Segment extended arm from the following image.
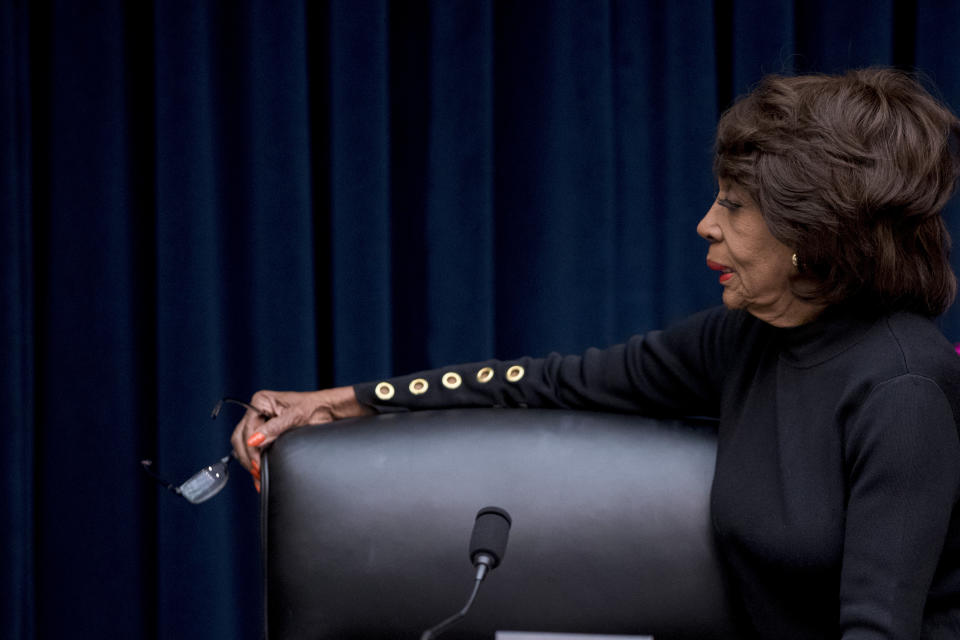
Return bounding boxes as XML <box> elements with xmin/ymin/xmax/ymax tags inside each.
<box><xmin>354</xmin><ymin>306</ymin><xmax>737</xmax><ymax>416</ymax></box>
<box><xmin>232</xmin><ymin>306</ymin><xmax>740</xmax><ymax>477</ymax></box>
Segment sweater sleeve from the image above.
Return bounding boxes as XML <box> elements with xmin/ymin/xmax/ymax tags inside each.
<box><xmin>354</xmin><ymin>306</ymin><xmax>741</xmax><ymax>418</ymax></box>
<box><xmin>839</xmin><ymin>375</ymin><xmax>960</xmax><ymax>639</ymax></box>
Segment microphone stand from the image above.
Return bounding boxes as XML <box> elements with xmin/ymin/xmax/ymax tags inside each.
<box><xmin>419</xmin><ymin>553</ymin><xmax>494</xmax><ymax>640</ymax></box>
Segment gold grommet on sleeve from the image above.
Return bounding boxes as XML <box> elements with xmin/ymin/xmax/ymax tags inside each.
<box><xmin>442</xmin><ymin>372</ymin><xmax>462</xmax><ymax>389</ymax></box>
<box><xmin>375</xmin><ymin>382</ymin><xmax>395</xmax><ymax>401</ymax></box>
<box><xmin>409</xmin><ymin>378</ymin><xmax>429</xmax><ymax>395</ymax></box>
<box><xmin>476</xmin><ymin>367</ymin><xmax>494</xmax><ymax>383</ymax></box>
<box><xmin>506</xmin><ymin>365</ymin><xmax>525</xmax><ymax>383</ymax></box>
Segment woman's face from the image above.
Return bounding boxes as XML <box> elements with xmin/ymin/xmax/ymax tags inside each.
<box><xmin>696</xmin><ymin>181</ymin><xmax>819</xmax><ymax>327</ymax></box>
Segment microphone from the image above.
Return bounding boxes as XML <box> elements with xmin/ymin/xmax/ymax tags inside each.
<box><xmin>420</xmin><ymin>506</ymin><xmax>513</xmax><ymax>640</ymax></box>
<box><xmin>469</xmin><ymin>506</ymin><xmax>512</xmax><ymax>580</ymax></box>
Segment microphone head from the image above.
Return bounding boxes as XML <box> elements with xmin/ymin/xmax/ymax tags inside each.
<box><xmin>469</xmin><ymin>506</ymin><xmax>512</xmax><ymax>568</ymax></box>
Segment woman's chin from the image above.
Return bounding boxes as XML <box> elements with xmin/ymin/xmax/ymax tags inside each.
<box><xmin>720</xmin><ymin>289</ymin><xmax>746</xmax><ymax>310</ymax></box>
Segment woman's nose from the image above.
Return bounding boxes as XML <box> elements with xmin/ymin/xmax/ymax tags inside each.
<box><xmin>697</xmin><ymin>204</ymin><xmax>721</xmax><ymax>242</ymax></box>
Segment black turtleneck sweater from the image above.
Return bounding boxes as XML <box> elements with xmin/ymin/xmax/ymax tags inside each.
<box><xmin>355</xmin><ymin>305</ymin><xmax>960</xmax><ymax>639</ymax></box>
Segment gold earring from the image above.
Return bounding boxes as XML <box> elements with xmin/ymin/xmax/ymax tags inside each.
<box><xmin>792</xmin><ymin>253</ymin><xmax>802</xmax><ymax>272</ymax></box>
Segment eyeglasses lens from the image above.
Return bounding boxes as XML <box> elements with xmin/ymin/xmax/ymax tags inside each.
<box><xmin>180</xmin><ymin>458</ymin><xmax>230</xmax><ymax>504</ymax></box>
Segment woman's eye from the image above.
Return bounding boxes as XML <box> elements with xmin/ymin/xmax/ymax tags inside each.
<box><xmin>717</xmin><ymin>198</ymin><xmax>742</xmax><ymax>210</ymax></box>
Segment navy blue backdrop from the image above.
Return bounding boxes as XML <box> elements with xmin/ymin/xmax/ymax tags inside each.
<box><xmin>5</xmin><ymin>1</ymin><xmax>960</xmax><ymax>638</ymax></box>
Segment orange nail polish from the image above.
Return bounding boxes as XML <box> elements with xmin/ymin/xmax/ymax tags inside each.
<box><xmin>247</xmin><ymin>432</ymin><xmax>266</xmax><ymax>447</ymax></box>
<box><xmin>254</xmin><ymin>479</ymin><xmax>261</xmax><ymax>493</ymax></box>
<box><xmin>251</xmin><ymin>459</ymin><xmax>260</xmax><ymax>472</ymax></box>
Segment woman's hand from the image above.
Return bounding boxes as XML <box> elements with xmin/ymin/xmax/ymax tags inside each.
<box><xmin>230</xmin><ymin>387</ymin><xmax>374</xmax><ymax>489</ymax></box>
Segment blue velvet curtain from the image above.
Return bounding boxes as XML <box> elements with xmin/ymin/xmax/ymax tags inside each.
<box><xmin>5</xmin><ymin>1</ymin><xmax>960</xmax><ymax>638</ymax></box>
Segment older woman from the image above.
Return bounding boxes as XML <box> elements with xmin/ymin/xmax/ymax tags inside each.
<box><xmin>232</xmin><ymin>68</ymin><xmax>960</xmax><ymax>639</ymax></box>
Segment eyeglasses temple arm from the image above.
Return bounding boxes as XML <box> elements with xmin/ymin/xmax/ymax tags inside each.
<box><xmin>211</xmin><ymin>397</ymin><xmax>273</xmax><ymax>420</ymax></box>
<box><xmin>140</xmin><ymin>460</ymin><xmax>182</xmax><ymax>495</ymax></box>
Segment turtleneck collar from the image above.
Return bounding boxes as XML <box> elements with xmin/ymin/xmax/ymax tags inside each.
<box><xmin>773</xmin><ymin>303</ymin><xmax>881</xmax><ymax>367</ymax></box>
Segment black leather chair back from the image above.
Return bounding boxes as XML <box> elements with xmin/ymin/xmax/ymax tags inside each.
<box><xmin>262</xmin><ymin>409</ymin><xmax>740</xmax><ymax>639</ymax></box>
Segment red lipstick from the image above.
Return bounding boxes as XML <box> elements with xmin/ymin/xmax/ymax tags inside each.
<box><xmin>706</xmin><ymin>259</ymin><xmax>735</xmax><ymax>284</ymax></box>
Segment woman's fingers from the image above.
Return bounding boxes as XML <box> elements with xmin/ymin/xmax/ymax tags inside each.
<box><xmin>231</xmin><ymin>388</ymin><xmax>360</xmax><ymax>491</ymax></box>
<box><xmin>246</xmin><ymin>399</ymin><xmax>327</xmax><ymax>450</ymax></box>
<box><xmin>231</xmin><ymin>390</ymin><xmax>314</xmax><ymax>470</ymax></box>
<box><xmin>248</xmin><ymin>412</ymin><xmax>296</xmax><ymax>449</ymax></box>
<box><xmin>231</xmin><ymin>398</ymin><xmax>273</xmax><ymax>472</ymax></box>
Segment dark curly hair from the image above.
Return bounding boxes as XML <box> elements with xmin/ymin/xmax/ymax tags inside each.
<box><xmin>714</xmin><ymin>67</ymin><xmax>960</xmax><ymax>316</ymax></box>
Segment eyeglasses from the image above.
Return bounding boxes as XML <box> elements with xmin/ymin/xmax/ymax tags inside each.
<box><xmin>141</xmin><ymin>397</ymin><xmax>270</xmax><ymax>504</ymax></box>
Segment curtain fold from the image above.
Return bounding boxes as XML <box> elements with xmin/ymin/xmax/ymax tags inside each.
<box><xmin>1</xmin><ymin>1</ymin><xmax>35</xmax><ymax>638</ymax></box>
<box><xmin>6</xmin><ymin>1</ymin><xmax>960</xmax><ymax>638</ymax></box>
<box><xmin>425</xmin><ymin>1</ymin><xmax>496</xmax><ymax>366</ymax></box>
<box><xmin>329</xmin><ymin>0</ymin><xmax>393</xmax><ymax>384</ymax></box>
<box><xmin>491</xmin><ymin>1</ymin><xmax>621</xmax><ymax>357</ymax></box>
<box><xmin>27</xmin><ymin>1</ymin><xmax>156</xmax><ymax>638</ymax></box>
<box><xmin>153</xmin><ymin>2</ymin><xmax>317</xmax><ymax>637</ymax></box>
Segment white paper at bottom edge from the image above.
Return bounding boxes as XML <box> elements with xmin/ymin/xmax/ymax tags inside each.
<box><xmin>496</xmin><ymin>633</ymin><xmax>653</xmax><ymax>640</ymax></box>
